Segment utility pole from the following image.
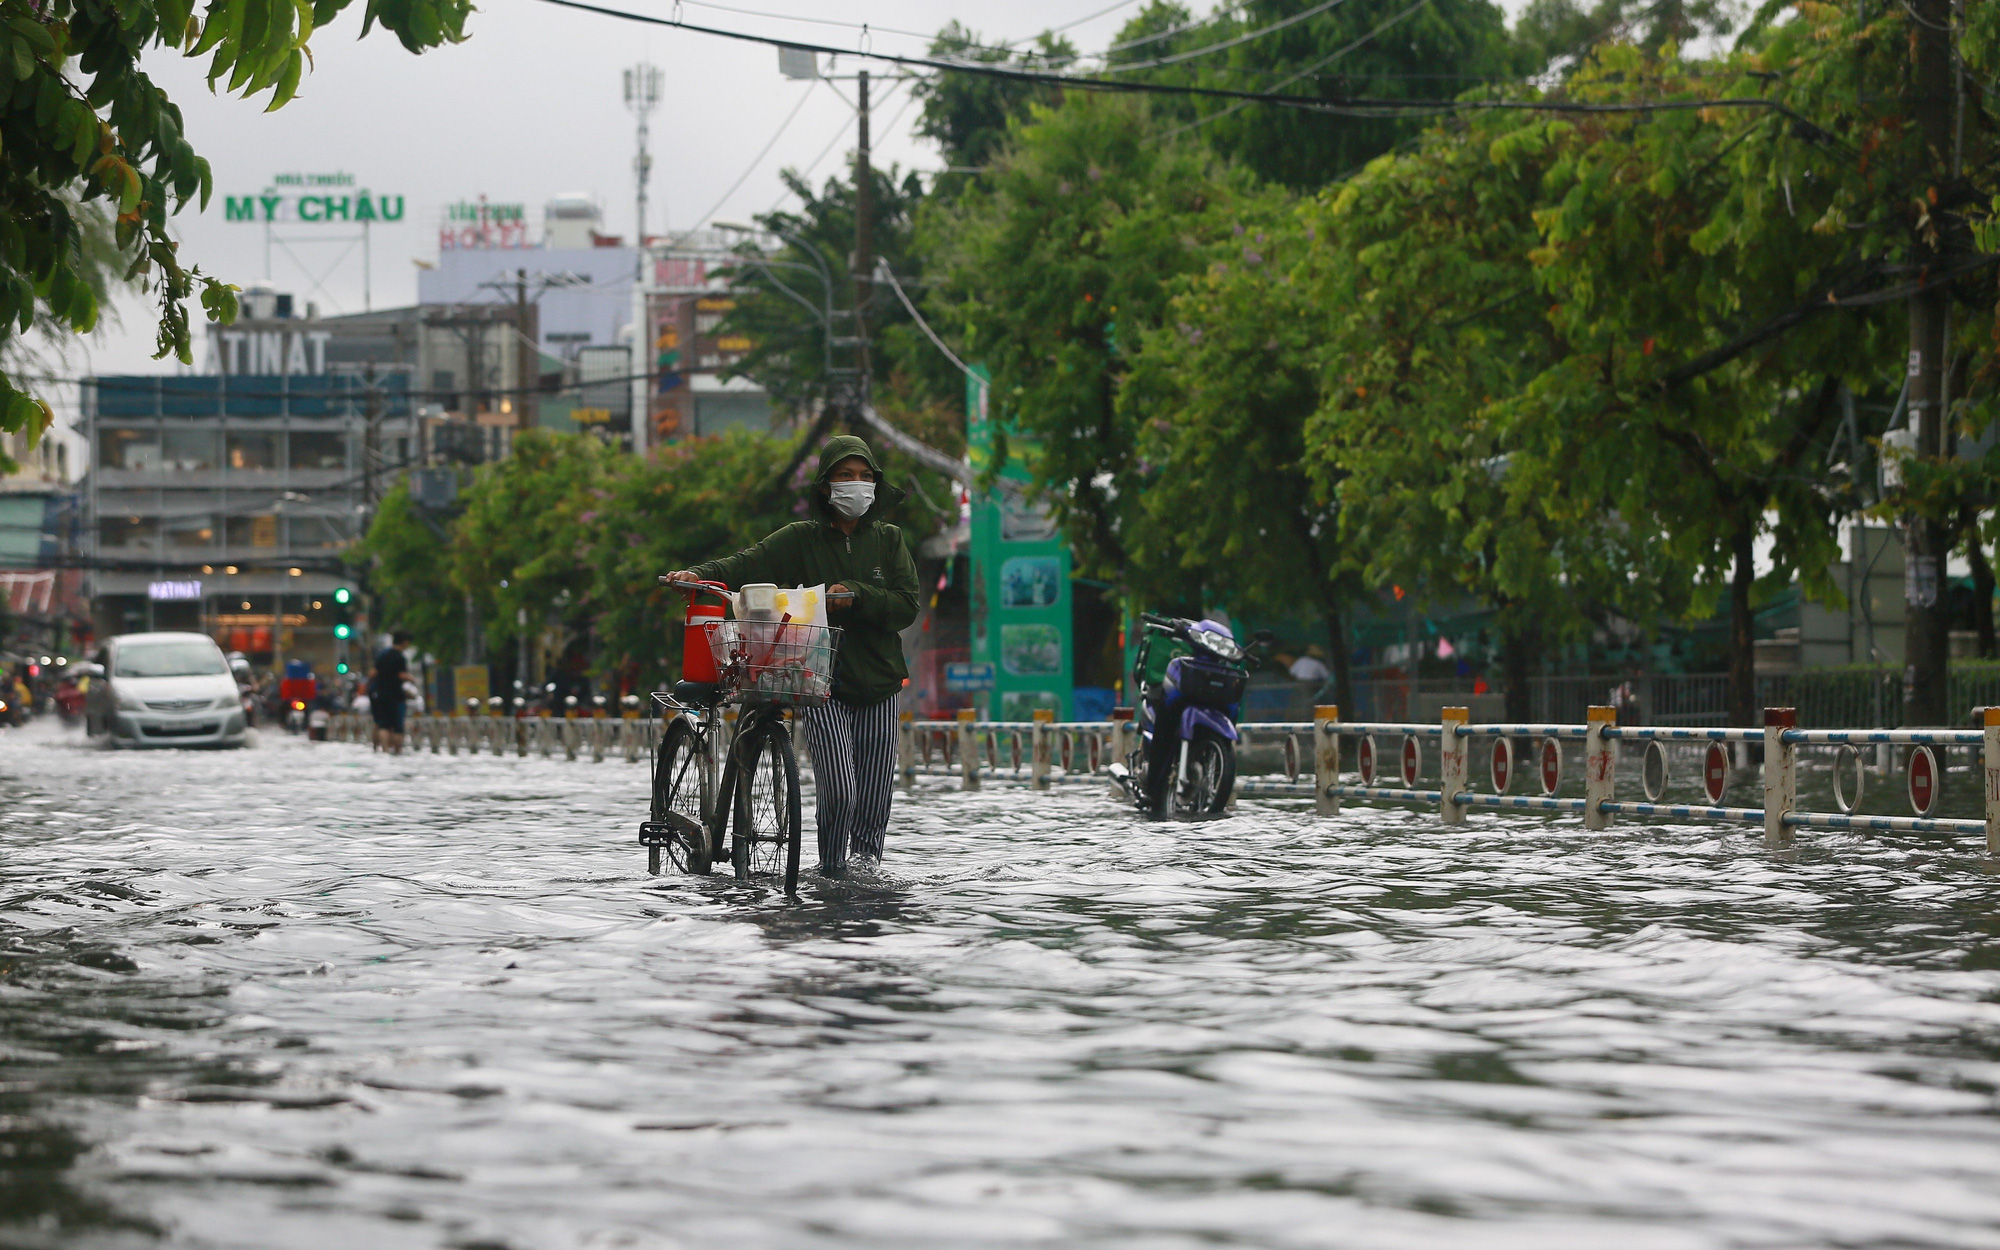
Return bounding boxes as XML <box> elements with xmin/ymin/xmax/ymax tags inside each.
<box><xmin>852</xmin><ymin>67</ymin><xmax>874</xmax><ymax>412</ymax></box>
<box><xmin>514</xmin><ymin>267</ymin><xmax>534</xmax><ymax>431</ymax></box>
<box><xmin>624</xmin><ymin>64</ymin><xmax>661</xmax><ymax>286</ymax></box>
<box><xmin>1902</xmin><ymin>0</ymin><xmax>1955</xmax><ymax>726</ymax></box>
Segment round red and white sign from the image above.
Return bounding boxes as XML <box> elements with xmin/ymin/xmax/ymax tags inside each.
<box><xmin>1401</xmin><ymin>735</ymin><xmax>1421</xmax><ymax>788</ymax></box>
<box><xmin>1702</xmin><ymin>741</ymin><xmax>1729</xmax><ymax>805</ymax></box>
<box><xmin>1358</xmin><ymin>736</ymin><xmax>1377</xmax><ymax>787</ymax></box>
<box><xmin>1491</xmin><ymin>737</ymin><xmax>1513</xmax><ymax>794</ymax></box>
<box><xmin>1539</xmin><ymin>736</ymin><xmax>1562</xmax><ymax>796</ymax></box>
<box><xmin>1909</xmin><ymin>744</ymin><xmax>1940</xmax><ymax>817</ymax></box>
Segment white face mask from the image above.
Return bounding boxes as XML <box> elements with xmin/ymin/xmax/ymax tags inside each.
<box><xmin>828</xmin><ymin>481</ymin><xmax>875</xmax><ymax>519</ymax></box>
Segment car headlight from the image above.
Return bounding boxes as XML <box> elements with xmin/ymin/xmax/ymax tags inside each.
<box><xmin>116</xmin><ymin>688</ymin><xmax>147</xmax><ymax>711</ymax></box>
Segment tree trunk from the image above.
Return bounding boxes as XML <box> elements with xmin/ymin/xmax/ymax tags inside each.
<box><xmin>1500</xmin><ymin>615</ymin><xmax>1540</xmax><ymax>722</ymax></box>
<box><xmin>1972</xmin><ymin>524</ymin><xmax>1997</xmax><ymax>660</ymax></box>
<box><xmin>1324</xmin><ymin>607</ymin><xmax>1354</xmax><ymax>717</ymax></box>
<box><xmin>1727</xmin><ymin>520</ymin><xmax>1757</xmax><ymax>728</ymax></box>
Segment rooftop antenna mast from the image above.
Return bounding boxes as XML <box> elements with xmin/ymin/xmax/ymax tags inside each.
<box><xmin>623</xmin><ymin>63</ymin><xmax>662</xmax><ymax>285</ymax></box>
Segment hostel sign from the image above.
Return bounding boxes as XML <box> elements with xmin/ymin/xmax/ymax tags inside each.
<box><xmin>221</xmin><ymin>172</ymin><xmax>404</xmax><ymax>224</ymax></box>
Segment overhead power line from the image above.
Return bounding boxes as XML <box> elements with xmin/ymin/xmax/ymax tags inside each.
<box><xmin>1095</xmin><ymin>0</ymin><xmax>1355</xmax><ymax>74</ymax></box>
<box><xmin>1162</xmin><ymin>0</ymin><xmax>1430</xmax><ymax>138</ymax></box>
<box><xmin>533</xmin><ymin>0</ymin><xmax>1834</xmax><ymax>126</ymax></box>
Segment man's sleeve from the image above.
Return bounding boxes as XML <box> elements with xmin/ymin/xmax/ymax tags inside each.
<box><xmin>845</xmin><ymin>529</ymin><xmax>920</xmax><ymax>631</ymax></box>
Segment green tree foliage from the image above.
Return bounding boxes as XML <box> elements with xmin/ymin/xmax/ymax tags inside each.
<box><xmin>1120</xmin><ymin>187</ymin><xmax>1368</xmax><ymax>708</ymax></box>
<box><xmin>719</xmin><ymin>165</ymin><xmax>946</xmax><ymax>416</ymax></box>
<box><xmin>1105</xmin><ymin>0</ymin><xmax>1530</xmax><ymax>189</ymax></box>
<box><xmin>914</xmin><ymin>22</ymin><xmax>1076</xmax><ymax>179</ymax></box>
<box><xmin>0</xmin><ymin>0</ymin><xmax>467</xmax><ymax>460</ymax></box>
<box><xmin>923</xmin><ymin>94</ymin><xmax>1254</xmax><ymax>577</ymax></box>
<box><xmin>1298</xmin><ymin>110</ymin><xmax>1665</xmax><ymax>716</ymax></box>
<box><xmin>452</xmin><ymin>431</ymin><xmax>615</xmax><ymax>664</ymax></box>
<box><xmin>352</xmin><ymin>430</ymin><xmax>946</xmax><ymax>696</ymax></box>
<box><xmin>349</xmin><ymin>478</ymin><xmax>464</xmax><ymax>663</ymax></box>
<box><xmin>580</xmin><ymin>431</ymin><xmax>802</xmax><ymax>692</ymax></box>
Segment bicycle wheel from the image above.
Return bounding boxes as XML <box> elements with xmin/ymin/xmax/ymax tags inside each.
<box><xmin>1173</xmin><ymin>729</ymin><xmax>1236</xmax><ymax>817</ymax></box>
<box><xmin>651</xmin><ymin>718</ymin><xmax>711</xmax><ymax>875</ymax></box>
<box><xmin>732</xmin><ymin>720</ymin><xmax>801</xmax><ymax>895</ymax></box>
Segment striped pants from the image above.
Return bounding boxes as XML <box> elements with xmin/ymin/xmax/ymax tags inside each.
<box><xmin>799</xmin><ymin>694</ymin><xmax>900</xmax><ymax>871</ymax></box>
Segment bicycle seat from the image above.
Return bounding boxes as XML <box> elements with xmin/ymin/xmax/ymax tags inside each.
<box><xmin>671</xmin><ymin>680</ymin><xmax>723</xmax><ymax>708</ymax></box>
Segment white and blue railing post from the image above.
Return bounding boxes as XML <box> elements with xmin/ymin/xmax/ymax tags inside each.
<box><xmin>1314</xmin><ymin>706</ymin><xmax>1341</xmax><ymax>817</ymax></box>
<box><xmin>1765</xmin><ymin>707</ymin><xmax>1798</xmax><ymax>850</ymax></box>
<box><xmin>1440</xmin><ymin>707</ymin><xmax>1469</xmax><ymax>826</ymax></box>
<box><xmin>1031</xmin><ymin>708</ymin><xmax>1054</xmax><ymax>791</ymax></box>
<box><xmin>898</xmin><ymin>711</ymin><xmax>916</xmax><ymax>793</ymax></box>
<box><xmin>957</xmin><ymin>707</ymin><xmax>978</xmax><ymax>791</ymax></box>
<box><xmin>1584</xmin><ymin>706</ymin><xmax>1616</xmax><ymax>831</ymax></box>
<box><xmin>1985</xmin><ymin>707</ymin><xmax>2000</xmax><ymax>856</ymax></box>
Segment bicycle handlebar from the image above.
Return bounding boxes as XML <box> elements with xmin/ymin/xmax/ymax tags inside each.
<box><xmin>659</xmin><ymin>576</ymin><xmax>732</xmax><ymax>595</ymax></box>
<box><xmin>661</xmin><ymin>575</ymin><xmax>857</xmax><ymax>605</ymax></box>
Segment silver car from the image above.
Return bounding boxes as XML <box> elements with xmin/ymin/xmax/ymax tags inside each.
<box><xmin>85</xmin><ymin>632</ymin><xmax>249</xmax><ymax>748</ymax></box>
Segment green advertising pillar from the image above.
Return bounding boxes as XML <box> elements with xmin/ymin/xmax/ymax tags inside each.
<box><xmin>967</xmin><ymin>366</ymin><xmax>1073</xmax><ymax>721</ymax></box>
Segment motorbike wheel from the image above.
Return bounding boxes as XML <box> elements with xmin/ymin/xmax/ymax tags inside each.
<box><xmin>1138</xmin><ymin>741</ymin><xmax>1174</xmax><ymax>819</ymax></box>
<box><xmin>1173</xmin><ymin>730</ymin><xmax>1236</xmax><ymax>816</ymax></box>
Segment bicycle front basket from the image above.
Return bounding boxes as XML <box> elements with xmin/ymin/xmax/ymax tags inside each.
<box><xmin>707</xmin><ymin>619</ymin><xmax>843</xmax><ymax>706</ymax></box>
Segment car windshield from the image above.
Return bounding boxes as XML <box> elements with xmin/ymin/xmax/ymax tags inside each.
<box><xmin>114</xmin><ymin>642</ymin><xmax>227</xmax><ymax>678</ymax></box>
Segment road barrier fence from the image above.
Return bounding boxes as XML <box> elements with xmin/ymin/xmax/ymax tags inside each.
<box><xmin>326</xmin><ymin>703</ymin><xmax>2000</xmax><ymax>853</ymax></box>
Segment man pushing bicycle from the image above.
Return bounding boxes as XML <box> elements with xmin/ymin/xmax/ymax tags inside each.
<box><xmin>664</xmin><ymin>436</ymin><xmax>920</xmax><ymax>877</ymax></box>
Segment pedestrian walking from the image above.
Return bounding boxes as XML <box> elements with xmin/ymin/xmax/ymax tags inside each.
<box><xmin>368</xmin><ymin>631</ymin><xmax>412</xmax><ymax>755</ymax></box>
<box><xmin>665</xmin><ymin>436</ymin><xmax>920</xmax><ymax>876</ymax></box>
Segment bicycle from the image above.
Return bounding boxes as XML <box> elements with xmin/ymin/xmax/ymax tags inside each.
<box><xmin>638</xmin><ymin>579</ymin><xmax>844</xmax><ymax>896</ymax></box>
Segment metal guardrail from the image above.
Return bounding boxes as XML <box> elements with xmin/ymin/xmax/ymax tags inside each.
<box><xmin>326</xmin><ymin>702</ymin><xmax>2000</xmax><ymax>854</ymax></box>
<box><xmin>325</xmin><ymin>711</ymin><xmax>671</xmax><ymax>764</ymax></box>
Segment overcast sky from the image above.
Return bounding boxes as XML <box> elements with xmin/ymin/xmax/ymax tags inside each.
<box><xmin>77</xmin><ymin>0</ymin><xmax>1532</xmax><ymax>382</ymax></box>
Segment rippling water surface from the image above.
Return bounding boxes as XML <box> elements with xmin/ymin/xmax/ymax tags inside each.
<box><xmin>4</xmin><ymin>721</ymin><xmax>2000</xmax><ymax>1249</ymax></box>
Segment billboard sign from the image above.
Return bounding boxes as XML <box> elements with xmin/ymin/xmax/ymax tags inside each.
<box><xmin>221</xmin><ymin>172</ymin><xmax>403</xmax><ymax>225</ymax></box>
<box><xmin>967</xmin><ymin>364</ymin><xmax>1073</xmax><ymax>721</ymax></box>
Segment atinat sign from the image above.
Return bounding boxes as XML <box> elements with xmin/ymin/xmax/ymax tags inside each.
<box><xmin>222</xmin><ymin>172</ymin><xmax>404</xmax><ymax>224</ymax></box>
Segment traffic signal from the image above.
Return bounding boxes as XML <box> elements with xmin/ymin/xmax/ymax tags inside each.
<box><xmin>333</xmin><ymin>623</ymin><xmax>352</xmax><ymax>640</ymax></box>
<box><xmin>333</xmin><ymin>587</ymin><xmax>351</xmax><ymax>605</ymax></box>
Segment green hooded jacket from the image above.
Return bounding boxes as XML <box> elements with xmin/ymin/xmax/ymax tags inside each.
<box><xmin>690</xmin><ymin>435</ymin><xmax>921</xmax><ymax>706</ymax></box>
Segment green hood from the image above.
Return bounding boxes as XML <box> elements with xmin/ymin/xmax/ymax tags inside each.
<box><xmin>809</xmin><ymin>435</ymin><xmax>905</xmax><ymax>523</ymax></box>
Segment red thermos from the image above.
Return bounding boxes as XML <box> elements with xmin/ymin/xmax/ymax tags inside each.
<box><xmin>682</xmin><ymin>586</ymin><xmax>727</xmax><ymax>683</ymax></box>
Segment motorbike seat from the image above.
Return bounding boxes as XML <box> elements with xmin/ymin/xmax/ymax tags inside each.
<box><xmin>671</xmin><ymin>680</ymin><xmax>723</xmax><ymax>708</ymax></box>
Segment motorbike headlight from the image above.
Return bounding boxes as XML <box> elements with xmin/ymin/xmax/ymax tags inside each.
<box><xmin>1191</xmin><ymin>630</ymin><xmax>1243</xmax><ymax>663</ymax></box>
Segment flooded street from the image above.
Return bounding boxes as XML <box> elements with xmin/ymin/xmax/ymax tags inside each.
<box><xmin>5</xmin><ymin>722</ymin><xmax>2000</xmax><ymax>1249</ymax></box>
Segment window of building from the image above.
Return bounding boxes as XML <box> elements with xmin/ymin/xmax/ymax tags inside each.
<box><xmin>161</xmin><ymin>427</ymin><xmax>221</xmax><ymax>471</ymax></box>
<box><xmin>289</xmin><ymin>431</ymin><xmax>346</xmax><ymax>470</ymax></box>
<box><xmin>287</xmin><ymin>516</ymin><xmax>344</xmax><ymax>548</ymax></box>
<box><xmin>99</xmin><ymin>428</ymin><xmax>159</xmax><ymax>470</ymax></box>
<box><xmin>227</xmin><ymin>429</ymin><xmax>279</xmax><ymax>470</ymax></box>
<box><xmin>222</xmin><ymin>514</ymin><xmax>279</xmax><ymax>548</ymax></box>
<box><xmin>99</xmin><ymin>515</ymin><xmax>157</xmax><ymax>549</ymax></box>
<box><xmin>162</xmin><ymin>514</ymin><xmax>216</xmax><ymax>548</ymax></box>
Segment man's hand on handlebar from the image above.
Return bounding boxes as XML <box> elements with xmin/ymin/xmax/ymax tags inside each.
<box><xmin>827</xmin><ymin>583</ymin><xmax>855</xmax><ymax>610</ymax></box>
<box><xmin>660</xmin><ymin>571</ymin><xmax>701</xmax><ymax>589</ymax></box>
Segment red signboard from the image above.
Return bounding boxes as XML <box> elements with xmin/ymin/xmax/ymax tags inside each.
<box><xmin>1539</xmin><ymin>737</ymin><xmax>1562</xmax><ymax>796</ymax></box>
<box><xmin>1358</xmin><ymin>736</ymin><xmax>1376</xmax><ymax>787</ymax></box>
<box><xmin>1400</xmin><ymin>735</ymin><xmax>1420</xmax><ymax>788</ymax></box>
<box><xmin>1909</xmin><ymin>745</ymin><xmax>1939</xmax><ymax>817</ymax></box>
<box><xmin>1490</xmin><ymin>737</ymin><xmax>1512</xmax><ymax>794</ymax></box>
<box><xmin>1703</xmin><ymin>742</ymin><xmax>1729</xmax><ymax>805</ymax></box>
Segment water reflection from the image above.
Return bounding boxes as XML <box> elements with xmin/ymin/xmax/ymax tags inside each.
<box><xmin>2</xmin><ymin>721</ymin><xmax>1999</xmax><ymax>1247</ymax></box>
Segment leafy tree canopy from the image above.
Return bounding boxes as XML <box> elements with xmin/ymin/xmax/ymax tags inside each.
<box><xmin>0</xmin><ymin>0</ymin><xmax>468</xmax><ymax>459</ymax></box>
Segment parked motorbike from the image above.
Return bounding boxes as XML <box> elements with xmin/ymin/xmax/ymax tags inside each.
<box><xmin>1110</xmin><ymin>614</ymin><xmax>1266</xmax><ymax>818</ymax></box>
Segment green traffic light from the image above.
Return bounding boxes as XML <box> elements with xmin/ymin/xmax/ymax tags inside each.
<box><xmin>333</xmin><ymin>623</ymin><xmax>351</xmax><ymax>639</ymax></box>
<box><xmin>333</xmin><ymin>587</ymin><xmax>351</xmax><ymax>604</ymax></box>
<box><xmin>336</xmin><ymin>662</ymin><xmax>349</xmax><ymax>674</ymax></box>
